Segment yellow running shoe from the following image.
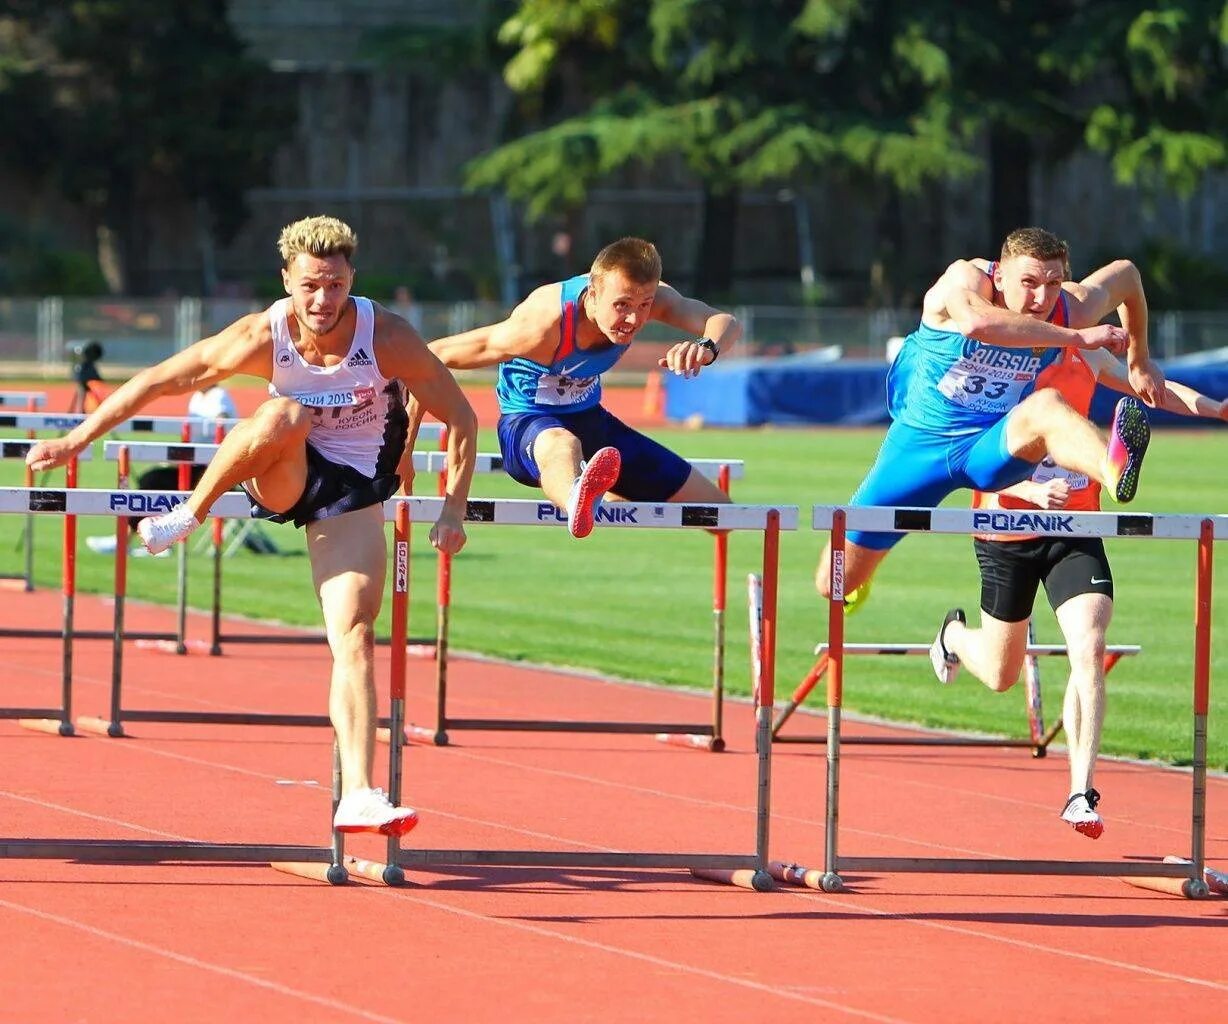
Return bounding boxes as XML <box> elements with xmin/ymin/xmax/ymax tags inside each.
<box><xmin>843</xmin><ymin>577</ymin><xmax>873</xmax><ymax>616</ymax></box>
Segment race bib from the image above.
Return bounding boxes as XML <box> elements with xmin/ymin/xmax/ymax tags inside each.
<box><xmin>292</xmin><ymin>386</ymin><xmax>376</xmax><ymax>409</ymax></box>
<box><xmin>534</xmin><ymin>373</ymin><xmax>598</xmax><ymax>407</ymax></box>
<box><xmin>1032</xmin><ymin>457</ymin><xmax>1088</xmax><ymax>490</ymax></box>
<box><xmin>936</xmin><ymin>358</ymin><xmax>1032</xmax><ymax>413</ymax></box>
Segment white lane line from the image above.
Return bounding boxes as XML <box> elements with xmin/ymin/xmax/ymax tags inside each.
<box><xmin>0</xmin><ymin>897</ymin><xmax>406</xmax><ymax>1024</ymax></box>
<box><xmin>782</xmin><ymin>887</ymin><xmax>1228</xmax><ymax>993</ymax></box>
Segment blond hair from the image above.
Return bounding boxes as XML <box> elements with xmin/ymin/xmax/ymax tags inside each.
<box><xmin>591</xmin><ymin>237</ymin><xmax>662</xmax><ymax>286</ymax></box>
<box><xmin>277</xmin><ymin>215</ymin><xmax>358</xmax><ymax>266</ymax></box>
<box><xmin>1000</xmin><ymin>227</ymin><xmax>1069</xmax><ymax>278</ymax></box>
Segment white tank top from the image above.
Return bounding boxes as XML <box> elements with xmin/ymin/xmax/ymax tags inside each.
<box><xmin>267</xmin><ymin>297</ymin><xmax>408</xmax><ymax>477</ymax></box>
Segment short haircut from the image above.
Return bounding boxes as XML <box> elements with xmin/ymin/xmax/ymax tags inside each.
<box><xmin>590</xmin><ymin>237</ymin><xmax>662</xmax><ymax>286</ymax></box>
<box><xmin>1000</xmin><ymin>227</ymin><xmax>1070</xmax><ymax>278</ymax></box>
<box><xmin>277</xmin><ymin>216</ymin><xmax>358</xmax><ymax>266</ymax></box>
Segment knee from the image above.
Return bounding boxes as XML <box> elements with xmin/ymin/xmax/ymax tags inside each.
<box><xmin>1065</xmin><ymin>632</ymin><xmax>1107</xmax><ymax>673</ymax></box>
<box><xmin>251</xmin><ymin>397</ymin><xmax>312</xmax><ymax>437</ymax></box>
<box><xmin>984</xmin><ymin>668</ymin><xmax>1020</xmax><ymax>693</ymax></box>
<box><xmin>332</xmin><ymin>617</ymin><xmax>377</xmax><ymax>661</ymax></box>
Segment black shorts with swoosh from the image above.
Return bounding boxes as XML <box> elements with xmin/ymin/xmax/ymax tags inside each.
<box><xmin>974</xmin><ymin>536</ymin><xmax>1114</xmax><ymax>623</ymax></box>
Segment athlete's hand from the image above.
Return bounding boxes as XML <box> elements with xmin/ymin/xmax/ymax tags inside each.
<box><xmin>25</xmin><ymin>437</ymin><xmax>83</xmax><ymax>472</ymax></box>
<box><xmin>429</xmin><ymin>508</ymin><xmax>467</xmax><ymax>555</ymax></box>
<box><xmin>1127</xmin><ymin>357</ymin><xmax>1165</xmax><ymax>408</ymax></box>
<box><xmin>1074</xmin><ymin>324</ymin><xmax>1128</xmax><ymax>355</ymax></box>
<box><xmin>1029</xmin><ymin>479</ymin><xmax>1071</xmax><ymax>510</ymax></box>
<box><xmin>658</xmin><ymin>339</ymin><xmax>714</xmax><ymax>378</ymax></box>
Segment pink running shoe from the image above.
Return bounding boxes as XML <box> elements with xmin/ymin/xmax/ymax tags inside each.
<box><xmin>565</xmin><ymin>446</ymin><xmax>621</xmax><ymax>539</ymax></box>
<box><xmin>333</xmin><ymin>787</ymin><xmax>419</xmax><ymax>837</ymax></box>
<box><xmin>1104</xmin><ymin>396</ymin><xmax>1150</xmax><ymax>504</ymax></box>
<box><xmin>136</xmin><ymin>503</ymin><xmax>202</xmax><ymax>555</ymax></box>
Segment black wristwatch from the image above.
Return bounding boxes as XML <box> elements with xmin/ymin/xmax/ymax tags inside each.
<box><xmin>696</xmin><ymin>337</ymin><xmax>720</xmax><ymax>363</ymax></box>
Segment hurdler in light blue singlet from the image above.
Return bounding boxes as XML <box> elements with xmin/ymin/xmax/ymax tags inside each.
<box><xmin>887</xmin><ymin>285</ymin><xmax>1069</xmax><ymax>435</ymax></box>
<box><xmin>496</xmin><ymin>274</ymin><xmax>631</xmax><ymax>415</ymax></box>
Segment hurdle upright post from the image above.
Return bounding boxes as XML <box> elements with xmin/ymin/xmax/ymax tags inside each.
<box><xmin>209</xmin><ymin>423</ymin><xmax>225</xmax><ymax>656</ymax></box>
<box><xmin>822</xmin><ymin>508</ymin><xmax>847</xmax><ymax>892</ymax></box>
<box><xmin>381</xmin><ymin>501</ymin><xmax>411</xmax><ymax>886</ymax></box>
<box><xmin>431</xmin><ymin>435</ymin><xmax>451</xmax><ymax>746</ymax></box>
<box><xmin>174</xmin><ymin>423</ymin><xmax>191</xmax><ymax>654</ymax></box>
<box><xmin>106</xmin><ymin>448</ymin><xmax>130</xmax><ymax>736</ymax></box>
<box><xmin>1023</xmin><ymin>620</ymin><xmax>1046</xmax><ymax>757</ymax></box>
<box><xmin>752</xmin><ymin>510</ymin><xmax>780</xmax><ymax>887</ymax></box>
<box><xmin>21</xmin><ymin>395</ymin><xmax>36</xmax><ymax>589</ymax></box>
<box><xmin>1189</xmin><ymin>518</ymin><xmax>1214</xmax><ymax>895</ymax></box>
<box><xmin>710</xmin><ymin>463</ymin><xmax>731</xmax><ymax>752</ymax></box>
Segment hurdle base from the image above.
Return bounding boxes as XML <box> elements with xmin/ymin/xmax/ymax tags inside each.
<box><xmin>655</xmin><ymin>733</ymin><xmax>724</xmax><ymax>753</ymax></box>
<box><xmin>377</xmin><ymin>725</ymin><xmax>447</xmax><ymax>746</ymax></box>
<box><xmin>344</xmin><ymin>856</ymin><xmax>410</xmax><ymax>886</ymax></box>
<box><xmin>768</xmin><ymin>861</ymin><xmax>846</xmax><ymax>892</ymax></box>
<box><xmin>1120</xmin><ymin>874</ymin><xmax>1211</xmax><ymax>899</ymax></box>
<box><xmin>134</xmin><ymin>638</ymin><xmax>214</xmax><ymax>656</ymax></box>
<box><xmin>76</xmin><ymin>716</ymin><xmax>125</xmax><ymax>738</ymax></box>
<box><xmin>18</xmin><ymin>718</ymin><xmax>74</xmax><ymax>737</ymax></box>
<box><xmin>690</xmin><ymin>867</ymin><xmax>773</xmax><ymax>892</ymax></box>
<box><xmin>270</xmin><ymin>861</ymin><xmax>349</xmax><ymax>886</ymax></box>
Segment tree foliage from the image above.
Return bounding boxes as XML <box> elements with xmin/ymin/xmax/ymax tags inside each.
<box><xmin>0</xmin><ymin>1</ymin><xmax>293</xmax><ymax>293</ymax></box>
<box><xmin>469</xmin><ymin>0</ymin><xmax>1228</xmax><ymax>297</ymax></box>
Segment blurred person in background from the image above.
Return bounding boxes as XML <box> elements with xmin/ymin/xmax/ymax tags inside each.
<box><xmin>68</xmin><ymin>340</ymin><xmax>105</xmax><ymax>413</ymax></box>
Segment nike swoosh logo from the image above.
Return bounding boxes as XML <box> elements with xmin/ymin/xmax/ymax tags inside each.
<box><xmin>1090</xmin><ymin>577</ymin><xmax>1111</xmax><ymax>585</ymax></box>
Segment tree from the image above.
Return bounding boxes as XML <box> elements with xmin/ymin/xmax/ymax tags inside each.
<box><xmin>0</xmin><ymin>2</ymin><xmax>293</xmax><ymax>294</ymax></box>
<box><xmin>466</xmin><ymin>0</ymin><xmax>980</xmax><ymax>300</ymax></box>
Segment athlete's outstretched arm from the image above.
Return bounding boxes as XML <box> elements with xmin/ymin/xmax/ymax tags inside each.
<box><xmin>26</xmin><ymin>315</ymin><xmax>270</xmax><ymax>471</ymax></box>
<box><xmin>943</xmin><ymin>265</ymin><xmax>1124</xmax><ymax>353</ymax></box>
<box><xmin>651</xmin><ymin>284</ymin><xmax>742</xmax><ymax>378</ymax></box>
<box><xmin>1085</xmin><ymin>347</ymin><xmax>1226</xmax><ymax>420</ymax></box>
<box><xmin>377</xmin><ymin>318</ymin><xmax>478</xmax><ymax>554</ymax></box>
<box><xmin>1064</xmin><ymin>260</ymin><xmax>1163</xmax><ymax>406</ymax></box>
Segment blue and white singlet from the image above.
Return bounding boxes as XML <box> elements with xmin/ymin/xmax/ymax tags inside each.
<box><xmin>496</xmin><ymin>275</ymin><xmax>631</xmax><ymax>415</ymax></box>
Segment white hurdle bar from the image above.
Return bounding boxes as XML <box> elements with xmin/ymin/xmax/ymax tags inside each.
<box><xmin>0</xmin><ymin>488</ymin><xmax>792</xmax><ymax>890</ymax></box>
<box><xmin>774</xmin><ymin>505</ymin><xmax>1219</xmax><ymax>899</ymax></box>
<box><xmin>0</xmin><ymin>391</ymin><xmax>46</xmax><ymax>408</ymax></box>
<box><xmin>98</xmin><ymin>443</ymin><xmax>747</xmax><ymax>752</ymax></box>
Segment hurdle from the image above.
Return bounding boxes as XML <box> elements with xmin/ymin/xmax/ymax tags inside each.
<box><xmin>0</xmin><ymin>391</ymin><xmax>46</xmax><ymax>408</ymax></box>
<box><xmin>770</xmin><ymin>505</ymin><xmax>1221</xmax><ymax>899</ymax></box>
<box><xmin>277</xmin><ymin>495</ymin><xmax>792</xmax><ymax>890</ymax></box>
<box><xmin>96</xmin><ymin>440</ymin><xmax>745</xmax><ymax>752</ymax></box>
<box><xmin>405</xmin><ymin>452</ymin><xmax>744</xmax><ymax>753</ymax></box>
<box><xmin>772</xmin><ymin>633</ymin><xmax>1141</xmax><ymax>755</ymax></box>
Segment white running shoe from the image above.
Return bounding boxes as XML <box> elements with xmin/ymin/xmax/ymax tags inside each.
<box><xmin>136</xmin><ymin>503</ymin><xmax>202</xmax><ymax>555</ymax></box>
<box><xmin>1060</xmin><ymin>788</ymin><xmax>1104</xmax><ymax>839</ymax></box>
<box><xmin>928</xmin><ymin>608</ymin><xmax>965</xmax><ymax>684</ymax></box>
<box><xmin>85</xmin><ymin>535</ymin><xmax>119</xmax><ymax>555</ymax></box>
<box><xmin>332</xmin><ymin>787</ymin><xmax>419</xmax><ymax>837</ymax></box>
<box><xmin>564</xmin><ymin>446</ymin><xmax>622</xmax><ymax>539</ymax></box>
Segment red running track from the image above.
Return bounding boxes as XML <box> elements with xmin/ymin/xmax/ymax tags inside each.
<box><xmin>1</xmin><ymin>588</ymin><xmax>1225</xmax><ymax>1024</ymax></box>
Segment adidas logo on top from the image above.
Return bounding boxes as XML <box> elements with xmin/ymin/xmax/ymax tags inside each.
<box><xmin>347</xmin><ymin>347</ymin><xmax>373</xmax><ymax>366</ymax></box>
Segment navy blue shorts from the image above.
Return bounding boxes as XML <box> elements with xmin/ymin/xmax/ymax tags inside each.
<box><xmin>497</xmin><ymin>405</ymin><xmax>691</xmax><ymax>501</ymax></box>
<box><xmin>245</xmin><ymin>443</ymin><xmax>400</xmax><ymax>528</ymax></box>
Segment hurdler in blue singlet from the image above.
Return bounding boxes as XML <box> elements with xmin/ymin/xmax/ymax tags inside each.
<box><xmin>852</xmin><ymin>271</ymin><xmax>1070</xmax><ymax>549</ymax></box>
<box><xmin>495</xmin><ymin>274</ymin><xmax>691</xmax><ymax>500</ymax></box>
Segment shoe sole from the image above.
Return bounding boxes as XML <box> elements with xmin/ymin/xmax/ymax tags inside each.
<box><xmin>335</xmin><ymin>813</ymin><xmax>419</xmax><ymax>838</ymax></box>
<box><xmin>569</xmin><ymin>447</ymin><xmax>622</xmax><ymax>539</ymax></box>
<box><xmin>1108</xmin><ymin>399</ymin><xmax>1150</xmax><ymax>504</ymax></box>
<box><xmin>1070</xmin><ymin>819</ymin><xmax>1104</xmax><ymax>840</ymax></box>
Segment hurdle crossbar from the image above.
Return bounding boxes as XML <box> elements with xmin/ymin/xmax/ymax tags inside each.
<box><xmin>0</xmin><ymin>411</ymin><xmax>446</xmax><ymax>441</ymax></box>
<box><xmin>0</xmin><ymin>391</ymin><xmax>46</xmax><ymax>408</ymax></box>
<box><xmin>783</xmin><ymin>505</ymin><xmax>1218</xmax><ymax>899</ymax></box>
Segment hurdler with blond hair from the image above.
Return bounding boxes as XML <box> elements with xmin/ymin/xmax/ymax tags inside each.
<box><xmin>27</xmin><ymin>214</ymin><xmax>478</xmax><ymax>837</ymax></box>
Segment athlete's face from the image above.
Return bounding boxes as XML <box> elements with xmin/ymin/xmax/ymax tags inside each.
<box><xmin>994</xmin><ymin>255</ymin><xmax>1065</xmax><ymax>320</ymax></box>
<box><xmin>587</xmin><ymin>271</ymin><xmax>658</xmax><ymax>345</ymax></box>
<box><xmin>282</xmin><ymin>253</ymin><xmax>354</xmax><ymax>336</ymax></box>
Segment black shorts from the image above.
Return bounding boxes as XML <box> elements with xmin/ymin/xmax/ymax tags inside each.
<box><xmin>974</xmin><ymin>536</ymin><xmax>1114</xmax><ymax>623</ymax></box>
<box><xmin>245</xmin><ymin>444</ymin><xmax>400</xmax><ymax>529</ymax></box>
